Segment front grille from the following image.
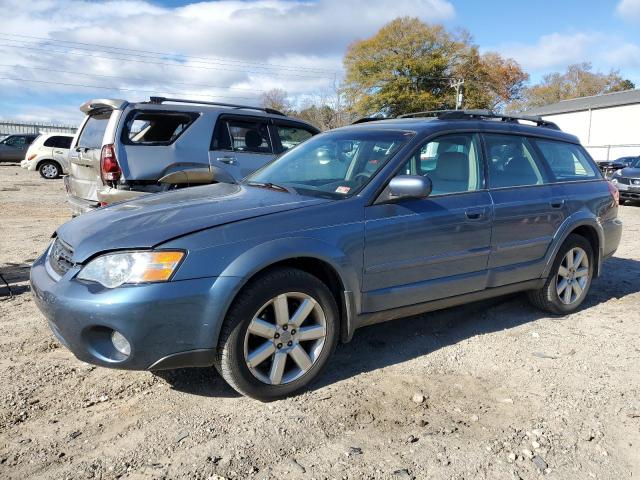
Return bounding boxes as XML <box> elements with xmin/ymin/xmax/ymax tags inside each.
<box><xmin>617</xmin><ymin>177</ymin><xmax>630</xmax><ymax>185</ymax></box>
<box><xmin>48</xmin><ymin>238</ymin><xmax>75</xmax><ymax>277</ymax></box>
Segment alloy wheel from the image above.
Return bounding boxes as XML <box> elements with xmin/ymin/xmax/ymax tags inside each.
<box><xmin>243</xmin><ymin>292</ymin><xmax>327</xmax><ymax>385</ymax></box>
<box><xmin>556</xmin><ymin>247</ymin><xmax>590</xmax><ymax>305</ymax></box>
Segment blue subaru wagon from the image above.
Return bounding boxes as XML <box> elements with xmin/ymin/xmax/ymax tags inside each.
<box><xmin>31</xmin><ymin>110</ymin><xmax>622</xmax><ymax>400</ymax></box>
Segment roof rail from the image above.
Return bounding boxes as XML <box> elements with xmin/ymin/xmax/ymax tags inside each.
<box><xmin>147</xmin><ymin>96</ymin><xmax>285</xmax><ymax>116</ymax></box>
<box><xmin>437</xmin><ymin>109</ymin><xmax>561</xmax><ymax>130</ymax></box>
<box><xmin>397</xmin><ymin>109</ymin><xmax>450</xmax><ymax>119</ymax></box>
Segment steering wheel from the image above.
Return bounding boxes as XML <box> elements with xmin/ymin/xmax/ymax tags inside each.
<box><xmin>353</xmin><ymin>172</ymin><xmax>372</xmax><ymax>185</ymax></box>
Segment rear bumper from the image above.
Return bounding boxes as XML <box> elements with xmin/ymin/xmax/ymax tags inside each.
<box><xmin>64</xmin><ymin>176</ymin><xmax>99</xmax><ymax>215</ymax></box>
<box><xmin>97</xmin><ymin>186</ymin><xmax>148</xmax><ymax>205</ymax></box>
<box><xmin>602</xmin><ymin>217</ymin><xmax>623</xmax><ymax>260</ymax></box>
<box><xmin>30</xmin><ymin>251</ymin><xmax>223</xmax><ymax>370</ymax></box>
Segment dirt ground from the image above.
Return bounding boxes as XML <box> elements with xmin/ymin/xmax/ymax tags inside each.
<box><xmin>0</xmin><ymin>163</ymin><xmax>638</xmax><ymax>480</ymax></box>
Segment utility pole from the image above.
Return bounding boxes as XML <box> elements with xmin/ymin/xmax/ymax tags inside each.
<box><xmin>451</xmin><ymin>79</ymin><xmax>464</xmax><ymax>110</ymax></box>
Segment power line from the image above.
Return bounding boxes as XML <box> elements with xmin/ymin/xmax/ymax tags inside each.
<box><xmin>0</xmin><ymin>32</ymin><xmax>341</xmax><ymax>75</ymax></box>
<box><xmin>0</xmin><ymin>63</ymin><xmax>270</xmax><ymax>93</ymax></box>
<box><xmin>0</xmin><ymin>32</ymin><xmax>337</xmax><ymax>74</ymax></box>
<box><xmin>0</xmin><ymin>40</ymin><xmax>335</xmax><ymax>79</ymax></box>
<box><xmin>0</xmin><ymin>76</ymin><xmax>261</xmax><ymax>101</ymax></box>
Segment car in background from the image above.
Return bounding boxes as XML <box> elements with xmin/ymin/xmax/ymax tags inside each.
<box><xmin>31</xmin><ymin>110</ymin><xmax>622</xmax><ymax>400</ymax></box>
<box><xmin>65</xmin><ymin>97</ymin><xmax>320</xmax><ymax>216</ymax></box>
<box><xmin>0</xmin><ymin>134</ymin><xmax>39</xmax><ymax>162</ymax></box>
<box><xmin>611</xmin><ymin>156</ymin><xmax>640</xmax><ymax>203</ymax></box>
<box><xmin>21</xmin><ymin>133</ymin><xmax>75</xmax><ymax>179</ymax></box>
<box><xmin>597</xmin><ymin>156</ymin><xmax>638</xmax><ymax>178</ymax></box>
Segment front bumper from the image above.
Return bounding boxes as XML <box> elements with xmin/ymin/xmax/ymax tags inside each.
<box><xmin>30</xmin><ymin>252</ymin><xmax>224</xmax><ymax>370</ymax></box>
<box><xmin>613</xmin><ymin>180</ymin><xmax>640</xmax><ymax>200</ymax></box>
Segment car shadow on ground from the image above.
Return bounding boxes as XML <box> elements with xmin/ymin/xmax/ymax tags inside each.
<box><xmin>0</xmin><ymin>261</ymin><xmax>34</xmax><ymax>297</ymax></box>
<box><xmin>121</xmin><ymin>256</ymin><xmax>640</xmax><ymax>398</ymax></box>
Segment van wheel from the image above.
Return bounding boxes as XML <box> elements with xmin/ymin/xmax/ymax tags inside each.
<box><xmin>39</xmin><ymin>161</ymin><xmax>60</xmax><ymax>179</ymax></box>
<box><xmin>528</xmin><ymin>234</ymin><xmax>594</xmax><ymax>314</ymax></box>
<box><xmin>214</xmin><ymin>268</ymin><xmax>338</xmax><ymax>401</ymax></box>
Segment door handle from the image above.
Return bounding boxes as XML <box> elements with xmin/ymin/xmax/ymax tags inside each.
<box><xmin>54</xmin><ymin>150</ymin><xmax>64</xmax><ymax>154</ymax></box>
<box><xmin>465</xmin><ymin>207</ymin><xmax>487</xmax><ymax>220</ymax></box>
<box><xmin>550</xmin><ymin>199</ymin><xmax>565</xmax><ymax>209</ymax></box>
<box><xmin>217</xmin><ymin>156</ymin><xmax>236</xmax><ymax>165</ymax></box>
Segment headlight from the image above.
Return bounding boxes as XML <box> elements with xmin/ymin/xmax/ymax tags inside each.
<box><xmin>611</xmin><ymin>177</ymin><xmax>618</xmax><ymax>183</ymax></box>
<box><xmin>77</xmin><ymin>251</ymin><xmax>184</xmax><ymax>288</ymax></box>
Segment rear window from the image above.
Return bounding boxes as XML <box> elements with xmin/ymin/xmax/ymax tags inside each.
<box><xmin>123</xmin><ymin>111</ymin><xmax>198</xmax><ymax>145</ymax></box>
<box><xmin>78</xmin><ymin>112</ymin><xmax>111</xmax><ymax>150</ymax></box>
<box><xmin>532</xmin><ymin>139</ymin><xmax>600</xmax><ymax>181</ymax></box>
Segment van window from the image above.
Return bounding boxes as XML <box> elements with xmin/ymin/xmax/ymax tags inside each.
<box><xmin>484</xmin><ymin>134</ymin><xmax>548</xmax><ymax>188</ymax></box>
<box><xmin>212</xmin><ymin>118</ymin><xmax>272</xmax><ymax>154</ymax></box>
<box><xmin>275</xmin><ymin>125</ymin><xmax>315</xmax><ymax>151</ymax></box>
<box><xmin>78</xmin><ymin>113</ymin><xmax>111</xmax><ymax>149</ymax></box>
<box><xmin>56</xmin><ymin>136</ymin><xmax>73</xmax><ymax>149</ymax></box>
<box><xmin>123</xmin><ymin>111</ymin><xmax>198</xmax><ymax>145</ymax></box>
<box><xmin>532</xmin><ymin>139</ymin><xmax>599</xmax><ymax>181</ymax></box>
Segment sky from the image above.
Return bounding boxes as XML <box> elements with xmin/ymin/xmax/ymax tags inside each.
<box><xmin>1</xmin><ymin>0</ymin><xmax>639</xmax><ymax>125</ymax></box>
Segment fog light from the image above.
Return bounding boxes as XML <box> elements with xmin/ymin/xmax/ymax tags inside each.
<box><xmin>111</xmin><ymin>330</ymin><xmax>131</xmax><ymax>356</ymax></box>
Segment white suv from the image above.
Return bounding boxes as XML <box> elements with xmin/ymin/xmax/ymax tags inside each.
<box><xmin>22</xmin><ymin>133</ymin><xmax>75</xmax><ymax>179</ymax></box>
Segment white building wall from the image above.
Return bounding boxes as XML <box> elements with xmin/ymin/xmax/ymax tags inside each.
<box><xmin>541</xmin><ymin>104</ymin><xmax>640</xmax><ymax>161</ymax></box>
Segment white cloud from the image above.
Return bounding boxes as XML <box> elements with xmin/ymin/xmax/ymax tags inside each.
<box><xmin>0</xmin><ymin>0</ymin><xmax>455</xmax><ymax>122</ymax></box>
<box><xmin>496</xmin><ymin>33</ymin><xmax>596</xmax><ymax>71</ymax></box>
<box><xmin>617</xmin><ymin>0</ymin><xmax>640</xmax><ymax>21</ymax></box>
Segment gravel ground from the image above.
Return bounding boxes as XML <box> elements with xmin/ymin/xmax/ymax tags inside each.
<box><xmin>1</xmin><ymin>163</ymin><xmax>639</xmax><ymax>480</ymax></box>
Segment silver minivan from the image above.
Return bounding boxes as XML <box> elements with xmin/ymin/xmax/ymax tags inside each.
<box><xmin>65</xmin><ymin>97</ymin><xmax>320</xmax><ymax>215</ymax></box>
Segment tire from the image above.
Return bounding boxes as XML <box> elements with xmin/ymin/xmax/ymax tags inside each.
<box><xmin>214</xmin><ymin>267</ymin><xmax>339</xmax><ymax>401</ymax></box>
<box><xmin>38</xmin><ymin>161</ymin><xmax>61</xmax><ymax>179</ymax></box>
<box><xmin>528</xmin><ymin>234</ymin><xmax>594</xmax><ymax>315</ymax></box>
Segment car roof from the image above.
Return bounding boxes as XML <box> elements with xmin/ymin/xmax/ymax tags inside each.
<box><xmin>336</xmin><ymin>116</ymin><xmax>581</xmax><ymax>144</ymax></box>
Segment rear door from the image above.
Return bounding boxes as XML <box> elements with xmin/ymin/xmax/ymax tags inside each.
<box><xmin>210</xmin><ymin>115</ymin><xmax>275</xmax><ymax>180</ymax></box>
<box><xmin>68</xmin><ymin>110</ymin><xmax>113</xmax><ymax>203</ymax></box>
<box><xmin>484</xmin><ymin>133</ymin><xmax>568</xmax><ymax>286</ymax></box>
<box><xmin>52</xmin><ymin>136</ymin><xmax>73</xmax><ymax>172</ymax></box>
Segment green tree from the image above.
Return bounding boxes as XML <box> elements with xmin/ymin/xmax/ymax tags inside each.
<box><xmin>343</xmin><ymin>17</ymin><xmax>527</xmax><ymax>116</ymax></box>
<box><xmin>514</xmin><ymin>63</ymin><xmax>636</xmax><ymax>111</ymax></box>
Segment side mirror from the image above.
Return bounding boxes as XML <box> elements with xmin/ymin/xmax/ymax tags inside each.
<box><xmin>388</xmin><ymin>175</ymin><xmax>432</xmax><ymax>201</ymax></box>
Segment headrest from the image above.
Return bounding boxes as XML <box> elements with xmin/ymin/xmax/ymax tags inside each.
<box><xmin>244</xmin><ymin>130</ymin><xmax>263</xmax><ymax>149</ymax></box>
<box><xmin>436</xmin><ymin>152</ymin><xmax>468</xmax><ymax>181</ymax></box>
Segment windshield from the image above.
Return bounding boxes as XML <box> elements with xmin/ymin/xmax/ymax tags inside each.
<box><xmin>630</xmin><ymin>157</ymin><xmax>640</xmax><ymax>168</ymax></box>
<box><xmin>246</xmin><ymin>129</ymin><xmax>413</xmax><ymax>198</ymax></box>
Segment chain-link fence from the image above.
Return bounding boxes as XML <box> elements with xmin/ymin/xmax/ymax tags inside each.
<box><xmin>0</xmin><ymin>120</ymin><xmax>77</xmax><ymax>136</ymax></box>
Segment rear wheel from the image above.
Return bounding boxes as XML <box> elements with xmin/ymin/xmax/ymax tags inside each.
<box><xmin>39</xmin><ymin>161</ymin><xmax>60</xmax><ymax>179</ymax></box>
<box><xmin>214</xmin><ymin>268</ymin><xmax>339</xmax><ymax>401</ymax></box>
<box><xmin>528</xmin><ymin>234</ymin><xmax>594</xmax><ymax>314</ymax></box>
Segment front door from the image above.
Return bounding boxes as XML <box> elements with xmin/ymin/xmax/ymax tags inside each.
<box><xmin>362</xmin><ymin>133</ymin><xmax>493</xmax><ymax>312</ymax></box>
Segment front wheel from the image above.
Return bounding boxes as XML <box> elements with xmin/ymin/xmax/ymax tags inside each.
<box><xmin>528</xmin><ymin>234</ymin><xmax>594</xmax><ymax>314</ymax></box>
<box><xmin>214</xmin><ymin>268</ymin><xmax>339</xmax><ymax>401</ymax></box>
<box><xmin>39</xmin><ymin>161</ymin><xmax>61</xmax><ymax>179</ymax></box>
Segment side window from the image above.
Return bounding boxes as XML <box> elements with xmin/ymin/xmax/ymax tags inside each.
<box><xmin>398</xmin><ymin>133</ymin><xmax>484</xmax><ymax>195</ymax></box>
<box><xmin>5</xmin><ymin>136</ymin><xmax>26</xmax><ymax>147</ymax></box>
<box><xmin>211</xmin><ymin>118</ymin><xmax>272</xmax><ymax>154</ymax></box>
<box><xmin>531</xmin><ymin>139</ymin><xmax>599</xmax><ymax>181</ymax></box>
<box><xmin>484</xmin><ymin>134</ymin><xmax>548</xmax><ymax>188</ymax></box>
<box><xmin>123</xmin><ymin>111</ymin><xmax>197</xmax><ymax>145</ymax></box>
<box><xmin>275</xmin><ymin>124</ymin><xmax>315</xmax><ymax>151</ymax></box>
<box><xmin>78</xmin><ymin>113</ymin><xmax>111</xmax><ymax>150</ymax></box>
<box><xmin>43</xmin><ymin>136</ymin><xmax>58</xmax><ymax>147</ymax></box>
<box><xmin>57</xmin><ymin>136</ymin><xmax>73</xmax><ymax>149</ymax></box>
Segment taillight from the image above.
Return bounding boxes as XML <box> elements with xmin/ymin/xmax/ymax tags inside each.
<box><xmin>100</xmin><ymin>144</ymin><xmax>121</xmax><ymax>183</ymax></box>
<box><xmin>607</xmin><ymin>181</ymin><xmax>619</xmax><ymax>206</ymax></box>
<box><xmin>28</xmin><ymin>154</ymin><xmax>37</xmax><ymax>161</ymax></box>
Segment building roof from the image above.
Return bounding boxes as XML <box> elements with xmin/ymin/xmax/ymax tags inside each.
<box><xmin>525</xmin><ymin>89</ymin><xmax>640</xmax><ymax>116</ymax></box>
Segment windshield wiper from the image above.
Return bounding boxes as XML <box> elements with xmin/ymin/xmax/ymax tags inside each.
<box><xmin>245</xmin><ymin>181</ymin><xmax>293</xmax><ymax>193</ymax></box>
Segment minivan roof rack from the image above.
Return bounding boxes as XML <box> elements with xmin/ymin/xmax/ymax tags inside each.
<box><xmin>147</xmin><ymin>96</ymin><xmax>285</xmax><ymax>116</ymax></box>
<box><xmin>436</xmin><ymin>109</ymin><xmax>560</xmax><ymax>130</ymax></box>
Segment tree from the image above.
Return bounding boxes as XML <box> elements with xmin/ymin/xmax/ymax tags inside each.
<box><xmin>342</xmin><ymin>17</ymin><xmax>527</xmax><ymax>116</ymax></box>
<box><xmin>260</xmin><ymin>88</ymin><xmax>294</xmax><ymax>114</ymax></box>
<box><xmin>514</xmin><ymin>63</ymin><xmax>636</xmax><ymax>111</ymax></box>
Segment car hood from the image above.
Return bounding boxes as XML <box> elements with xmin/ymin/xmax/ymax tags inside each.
<box><xmin>57</xmin><ymin>183</ymin><xmax>332</xmax><ymax>263</ymax></box>
<box><xmin>619</xmin><ymin>167</ymin><xmax>640</xmax><ymax>178</ymax></box>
